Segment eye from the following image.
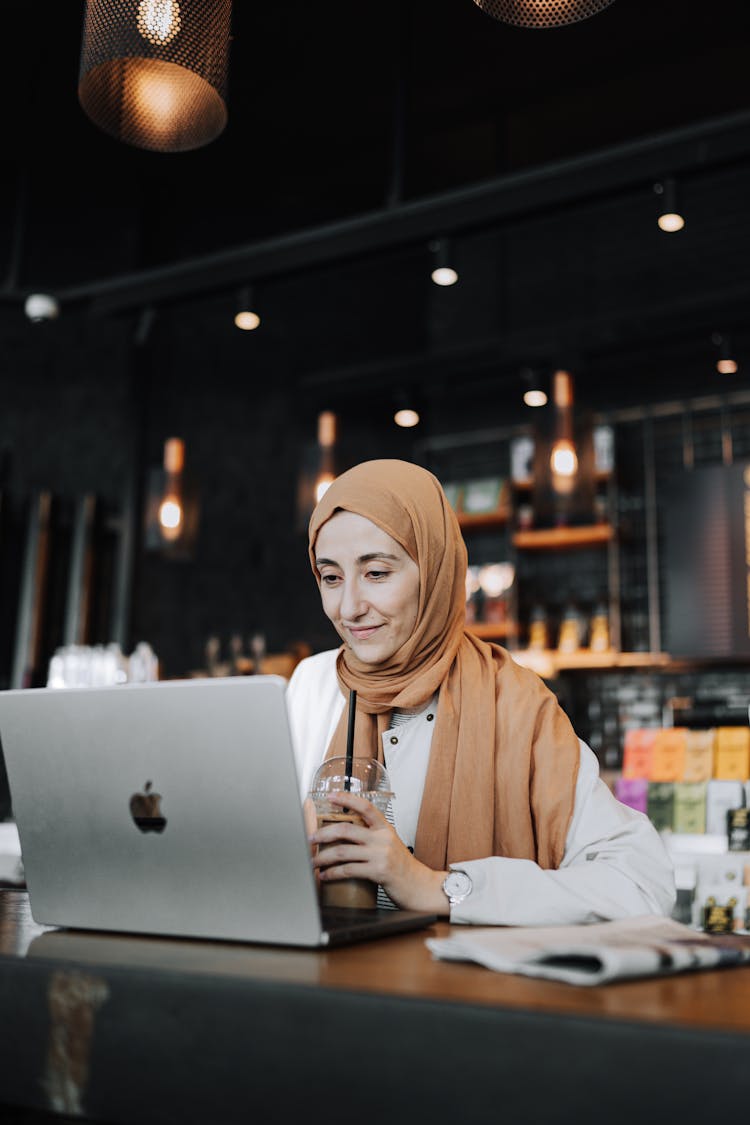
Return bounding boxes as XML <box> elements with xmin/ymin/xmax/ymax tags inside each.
<box><xmin>319</xmin><ymin>573</ymin><xmax>341</xmax><ymax>586</ymax></box>
<box><xmin>366</xmin><ymin>569</ymin><xmax>390</xmax><ymax>581</ymax></box>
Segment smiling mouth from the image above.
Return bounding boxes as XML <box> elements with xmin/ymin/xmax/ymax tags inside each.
<box><xmin>347</xmin><ymin>625</ymin><xmax>382</xmax><ymax>640</ymax></box>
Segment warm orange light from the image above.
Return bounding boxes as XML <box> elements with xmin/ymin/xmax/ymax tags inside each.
<box><xmin>158</xmin><ymin>496</ymin><xmax>183</xmax><ymax>539</ymax></box>
<box><xmin>234</xmin><ymin>309</ymin><xmax>260</xmax><ymax>331</ymax></box>
<box><xmin>523</xmin><ymin>389</ymin><xmax>547</xmax><ymax>408</ymax></box>
<box><xmin>394</xmin><ymin>408</ymin><xmax>420</xmax><ymax>428</ymax></box>
<box><xmin>717</xmin><ymin>358</ymin><xmax>738</xmax><ymax>375</ymax></box>
<box><xmin>550</xmin><ymin>439</ymin><xmax>578</xmax><ymax>478</ymax></box>
<box><xmin>317</xmin><ymin>412</ymin><xmax>337</xmax><ymax>448</ymax></box>
<box><xmin>657</xmin><ymin>212</ymin><xmax>685</xmax><ymax>233</ymax></box>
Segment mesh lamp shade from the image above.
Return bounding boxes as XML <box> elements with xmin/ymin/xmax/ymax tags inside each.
<box><xmin>78</xmin><ymin>0</ymin><xmax>232</xmax><ymax>152</ymax></box>
<box><xmin>473</xmin><ymin>0</ymin><xmax>614</xmax><ymax>28</ymax></box>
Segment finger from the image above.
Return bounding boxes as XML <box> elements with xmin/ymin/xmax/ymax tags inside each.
<box><xmin>312</xmin><ymin>820</ymin><xmax>370</xmax><ymax>848</ymax></box>
<box><xmin>325</xmin><ymin>790</ymin><xmax>386</xmax><ymax>826</ymax></box>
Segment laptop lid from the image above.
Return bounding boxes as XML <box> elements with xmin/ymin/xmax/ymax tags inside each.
<box><xmin>0</xmin><ymin>677</ymin><xmax>436</xmax><ymax>948</ymax></box>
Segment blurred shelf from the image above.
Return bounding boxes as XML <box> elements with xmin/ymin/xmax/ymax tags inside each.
<box><xmin>507</xmin><ymin>648</ymin><xmax>672</xmax><ymax>677</ymax></box>
<box><xmin>512</xmin><ymin>524</ymin><xmax>615</xmax><ymax>549</ymax></box>
<box><xmin>456</xmin><ymin>509</ymin><xmax>511</xmax><ymax>530</ymax></box>
<box><xmin>467</xmin><ymin>621</ymin><xmax>518</xmax><ymax>639</ymax></box>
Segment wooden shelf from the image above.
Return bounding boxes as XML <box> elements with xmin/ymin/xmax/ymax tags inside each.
<box><xmin>457</xmin><ymin>509</ymin><xmax>511</xmax><ymax>530</ymax></box>
<box><xmin>467</xmin><ymin>621</ymin><xmax>518</xmax><ymax>639</ymax></box>
<box><xmin>512</xmin><ymin>524</ymin><xmax>615</xmax><ymax>550</ymax></box>
<box><xmin>509</xmin><ymin>648</ymin><xmax>672</xmax><ymax>676</ymax></box>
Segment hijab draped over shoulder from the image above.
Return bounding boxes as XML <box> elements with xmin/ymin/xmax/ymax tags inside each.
<box><xmin>308</xmin><ymin>459</ymin><xmax>579</xmax><ymax>871</ymax></box>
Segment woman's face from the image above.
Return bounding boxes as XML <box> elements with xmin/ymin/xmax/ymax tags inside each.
<box><xmin>314</xmin><ymin>511</ymin><xmax>420</xmax><ymax>665</ymax></box>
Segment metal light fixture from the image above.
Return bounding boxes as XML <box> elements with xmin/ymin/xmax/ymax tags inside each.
<box><xmin>429</xmin><ymin>238</ymin><xmax>458</xmax><ymax>287</ymax></box>
<box><xmin>654</xmin><ymin>178</ymin><xmax>685</xmax><ymax>233</ymax></box>
<box><xmin>521</xmin><ymin>368</ymin><xmax>547</xmax><ymax>408</ymax></box>
<box><xmin>78</xmin><ymin>0</ymin><xmax>232</xmax><ymax>153</ymax></box>
<box><xmin>472</xmin><ymin>0</ymin><xmax>615</xmax><ymax>29</ymax></box>
<box><xmin>394</xmin><ymin>390</ymin><xmax>420</xmax><ymax>428</ymax></box>
<box><xmin>713</xmin><ymin>333</ymin><xmax>738</xmax><ymax>375</ymax></box>
<box><xmin>145</xmin><ymin>435</ymin><xmax>200</xmax><ymax>558</ymax></box>
<box><xmin>234</xmin><ymin>286</ymin><xmax>261</xmax><ymax>331</ymax></box>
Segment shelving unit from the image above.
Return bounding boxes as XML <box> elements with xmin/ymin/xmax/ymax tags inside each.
<box><xmin>512</xmin><ymin>524</ymin><xmax>615</xmax><ymax>549</ymax></box>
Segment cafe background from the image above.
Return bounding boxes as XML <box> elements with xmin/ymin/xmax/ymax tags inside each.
<box><xmin>1</xmin><ymin>0</ymin><xmax>750</xmax><ymax>820</ymax></box>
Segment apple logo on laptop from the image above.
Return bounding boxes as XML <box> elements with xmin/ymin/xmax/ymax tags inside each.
<box><xmin>129</xmin><ymin>780</ymin><xmax>167</xmax><ymax>833</ymax></box>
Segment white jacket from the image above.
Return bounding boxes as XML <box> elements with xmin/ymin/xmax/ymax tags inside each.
<box><xmin>286</xmin><ymin>649</ymin><xmax>676</xmax><ymax>926</ymax></box>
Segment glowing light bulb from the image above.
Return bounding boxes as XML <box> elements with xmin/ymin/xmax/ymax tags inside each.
<box><xmin>657</xmin><ymin>212</ymin><xmax>685</xmax><ymax>233</ymax></box>
<box><xmin>431</xmin><ymin>266</ymin><xmax>458</xmax><ymax>287</ymax></box>
<box><xmin>717</xmin><ymin>358</ymin><xmax>738</xmax><ymax>375</ymax></box>
<box><xmin>138</xmin><ymin>0</ymin><xmax>181</xmax><ymax>45</ymax></box>
<box><xmin>523</xmin><ymin>389</ymin><xmax>547</xmax><ymax>407</ymax></box>
<box><xmin>235</xmin><ymin>310</ymin><xmax>261</xmax><ymax>331</ymax></box>
<box><xmin>394</xmin><ymin>408</ymin><xmax>420</xmax><ymax>428</ymax></box>
<box><xmin>550</xmin><ymin>439</ymin><xmax>578</xmax><ymax>478</ymax></box>
<box><xmin>158</xmin><ymin>496</ymin><xmax>183</xmax><ymax>540</ymax></box>
<box><xmin>315</xmin><ymin>473</ymin><xmax>335</xmax><ymax>502</ymax></box>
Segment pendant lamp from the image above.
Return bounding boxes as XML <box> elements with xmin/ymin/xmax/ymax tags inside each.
<box><xmin>78</xmin><ymin>0</ymin><xmax>232</xmax><ymax>152</ymax></box>
<box><xmin>472</xmin><ymin>0</ymin><xmax>614</xmax><ymax>29</ymax></box>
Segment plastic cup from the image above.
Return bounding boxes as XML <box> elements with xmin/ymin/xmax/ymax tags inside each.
<box><xmin>309</xmin><ymin>757</ymin><xmax>393</xmax><ymax>909</ymax></box>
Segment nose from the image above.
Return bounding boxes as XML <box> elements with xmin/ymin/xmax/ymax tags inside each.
<box><xmin>339</xmin><ymin>577</ymin><xmax>367</xmax><ymax>621</ymax></box>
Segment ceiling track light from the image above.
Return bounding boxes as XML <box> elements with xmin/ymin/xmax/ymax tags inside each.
<box><xmin>712</xmin><ymin>332</ymin><xmax>738</xmax><ymax>375</ymax></box>
<box><xmin>24</xmin><ymin>293</ymin><xmax>60</xmax><ymax>323</ymax></box>
<box><xmin>429</xmin><ymin>238</ymin><xmax>458</xmax><ymax>287</ymax></box>
<box><xmin>78</xmin><ymin>0</ymin><xmax>232</xmax><ymax>153</ymax></box>
<box><xmin>654</xmin><ymin>177</ymin><xmax>685</xmax><ymax>232</ymax></box>
<box><xmin>472</xmin><ymin>0</ymin><xmax>615</xmax><ymax>29</ymax></box>
<box><xmin>520</xmin><ymin>367</ymin><xmax>547</xmax><ymax>408</ymax></box>
<box><xmin>234</xmin><ymin>285</ymin><xmax>260</xmax><ymax>331</ymax></box>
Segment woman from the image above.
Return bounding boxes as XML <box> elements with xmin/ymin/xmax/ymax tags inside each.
<box><xmin>286</xmin><ymin>458</ymin><xmax>675</xmax><ymax>925</ymax></box>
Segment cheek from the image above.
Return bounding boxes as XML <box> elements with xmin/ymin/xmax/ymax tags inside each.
<box><xmin>319</xmin><ymin>585</ymin><xmax>339</xmax><ymax>621</ymax></box>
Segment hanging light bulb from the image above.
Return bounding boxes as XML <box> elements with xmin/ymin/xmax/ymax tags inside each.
<box><xmin>394</xmin><ymin>390</ymin><xmax>420</xmax><ymax>428</ymax></box>
<box><xmin>394</xmin><ymin>408</ymin><xmax>420</xmax><ymax>428</ymax></box>
<box><xmin>429</xmin><ymin>238</ymin><xmax>458</xmax><ymax>286</ymax></box>
<box><xmin>137</xmin><ymin>0</ymin><xmax>181</xmax><ymax>45</ymax></box>
<box><xmin>78</xmin><ymin>0</ymin><xmax>232</xmax><ymax>153</ymax></box>
<box><xmin>234</xmin><ymin>285</ymin><xmax>261</xmax><ymax>331</ymax></box>
<box><xmin>314</xmin><ymin>412</ymin><xmax>337</xmax><ymax>502</ymax></box>
<box><xmin>157</xmin><ymin>437</ymin><xmax>185</xmax><ymax>541</ymax></box>
<box><xmin>713</xmin><ymin>333</ymin><xmax>738</xmax><ymax>375</ymax></box>
<box><xmin>472</xmin><ymin>0</ymin><xmax>614</xmax><ymax>29</ymax></box>
<box><xmin>549</xmin><ymin>370</ymin><xmax>578</xmax><ymax>495</ymax></box>
<box><xmin>654</xmin><ymin>178</ymin><xmax>685</xmax><ymax>233</ymax></box>
<box><xmin>520</xmin><ymin>368</ymin><xmax>547</xmax><ymax>407</ymax></box>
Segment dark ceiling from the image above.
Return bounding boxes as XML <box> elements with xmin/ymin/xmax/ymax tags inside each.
<box><xmin>3</xmin><ymin>0</ymin><xmax>750</xmax><ymax>417</ymax></box>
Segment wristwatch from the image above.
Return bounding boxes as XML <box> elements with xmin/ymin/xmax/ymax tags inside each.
<box><xmin>442</xmin><ymin>869</ymin><xmax>473</xmax><ymax>908</ymax></box>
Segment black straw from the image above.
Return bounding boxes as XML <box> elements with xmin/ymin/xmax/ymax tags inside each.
<box><xmin>345</xmin><ymin>689</ymin><xmax>357</xmax><ymax>791</ymax></box>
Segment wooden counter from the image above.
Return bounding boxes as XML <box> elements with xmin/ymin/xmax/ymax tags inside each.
<box><xmin>0</xmin><ymin>889</ymin><xmax>749</xmax><ymax>1123</ymax></box>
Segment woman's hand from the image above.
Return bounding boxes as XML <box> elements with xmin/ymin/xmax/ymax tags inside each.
<box><xmin>309</xmin><ymin>790</ymin><xmax>450</xmax><ymax>915</ymax></box>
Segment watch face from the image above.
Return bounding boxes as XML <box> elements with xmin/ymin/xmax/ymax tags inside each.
<box><xmin>444</xmin><ymin>870</ymin><xmax>472</xmax><ymax>902</ymax></box>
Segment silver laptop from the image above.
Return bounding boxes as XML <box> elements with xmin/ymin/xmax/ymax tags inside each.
<box><xmin>0</xmin><ymin>676</ymin><xmax>436</xmax><ymax>947</ymax></box>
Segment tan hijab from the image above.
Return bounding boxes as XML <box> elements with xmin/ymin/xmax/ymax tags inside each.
<box><xmin>308</xmin><ymin>459</ymin><xmax>579</xmax><ymax>871</ymax></box>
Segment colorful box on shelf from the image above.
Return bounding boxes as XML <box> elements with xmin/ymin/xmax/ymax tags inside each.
<box><xmin>684</xmin><ymin>729</ymin><xmax>715</xmax><ymax>782</ymax></box>
<box><xmin>714</xmin><ymin>727</ymin><xmax>750</xmax><ymax>781</ymax></box>
<box><xmin>650</xmin><ymin>728</ymin><xmax>688</xmax><ymax>782</ymax></box>
<box><xmin>622</xmin><ymin>729</ymin><xmax>657</xmax><ymax>779</ymax></box>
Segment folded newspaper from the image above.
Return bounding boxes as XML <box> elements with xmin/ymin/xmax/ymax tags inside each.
<box><xmin>426</xmin><ymin>914</ymin><xmax>750</xmax><ymax>986</ymax></box>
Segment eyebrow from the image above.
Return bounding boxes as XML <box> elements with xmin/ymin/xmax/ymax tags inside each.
<box><xmin>315</xmin><ymin>552</ymin><xmax>402</xmax><ymax>567</ymax></box>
